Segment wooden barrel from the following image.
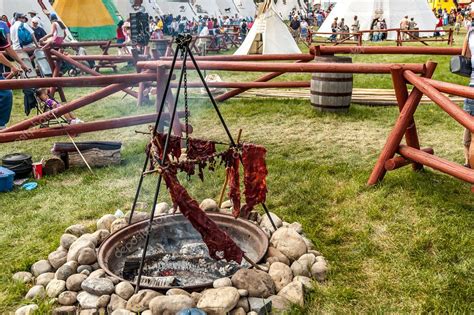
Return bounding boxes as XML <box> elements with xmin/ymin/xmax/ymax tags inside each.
<box><xmin>311</xmin><ymin>55</ymin><xmax>353</xmax><ymax>112</ymax></box>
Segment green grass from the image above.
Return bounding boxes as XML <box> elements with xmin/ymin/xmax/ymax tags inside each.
<box><xmin>0</xmin><ymin>39</ymin><xmax>473</xmax><ymax>313</ymax></box>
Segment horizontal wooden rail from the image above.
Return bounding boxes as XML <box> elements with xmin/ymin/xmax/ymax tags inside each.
<box><xmin>138</xmin><ymin>60</ymin><xmax>426</xmax><ymax>74</ymax></box>
<box><xmin>385</xmin><ymin>147</ymin><xmax>434</xmax><ymax>171</ymax></box>
<box><xmin>312</xmin><ymin>45</ymin><xmax>461</xmax><ymax>56</ymax></box>
<box><xmin>421</xmin><ymin>78</ymin><xmax>474</xmax><ymax>99</ymax></box>
<box><xmin>404</xmin><ymin>70</ymin><xmax>474</xmax><ymax>132</ymax></box>
<box><xmin>160</xmin><ymin>54</ymin><xmax>315</xmax><ymax>62</ymax></box>
<box><xmin>398</xmin><ymin>145</ymin><xmax>474</xmax><ymax>184</ymax></box>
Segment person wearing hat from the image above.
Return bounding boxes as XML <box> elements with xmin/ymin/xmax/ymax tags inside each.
<box><xmin>28</xmin><ymin>10</ymin><xmax>44</xmax><ymax>29</ymax></box>
<box><xmin>10</xmin><ymin>12</ymin><xmax>39</xmax><ymax>50</ymax></box>
<box><xmin>40</xmin><ymin>13</ymin><xmax>67</xmax><ymax>49</ymax></box>
<box><xmin>31</xmin><ymin>17</ymin><xmax>47</xmax><ymax>42</ymax></box>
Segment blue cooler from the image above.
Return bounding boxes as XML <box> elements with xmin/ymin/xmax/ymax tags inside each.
<box><xmin>0</xmin><ymin>166</ymin><xmax>15</xmax><ymax>192</ymax></box>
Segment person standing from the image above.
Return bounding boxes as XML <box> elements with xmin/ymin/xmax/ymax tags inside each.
<box><xmin>461</xmin><ymin>11</ymin><xmax>474</xmax><ymax>168</ymax></box>
<box><xmin>10</xmin><ymin>13</ymin><xmax>39</xmax><ymax>51</ymax></box>
<box><xmin>290</xmin><ymin>16</ymin><xmax>300</xmax><ymax>39</ymax></box>
<box><xmin>31</xmin><ymin>17</ymin><xmax>47</xmax><ymax>42</ymax></box>
<box><xmin>351</xmin><ymin>15</ymin><xmax>360</xmax><ymax>41</ymax></box>
<box><xmin>400</xmin><ymin>15</ymin><xmax>409</xmax><ymax>40</ymax></box>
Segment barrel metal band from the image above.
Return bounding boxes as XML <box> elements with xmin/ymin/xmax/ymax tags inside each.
<box><xmin>310</xmin><ymin>90</ymin><xmax>353</xmax><ymax>97</ymax></box>
<box><xmin>311</xmin><ymin>76</ymin><xmax>353</xmax><ymax>82</ymax></box>
<box><xmin>310</xmin><ymin>103</ymin><xmax>351</xmax><ymax>109</ymax></box>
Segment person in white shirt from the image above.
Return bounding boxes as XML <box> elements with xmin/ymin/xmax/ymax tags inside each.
<box><xmin>10</xmin><ymin>13</ymin><xmax>39</xmax><ymax>51</ymax></box>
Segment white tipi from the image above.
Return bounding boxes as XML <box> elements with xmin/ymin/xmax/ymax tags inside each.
<box><xmin>318</xmin><ymin>0</ymin><xmax>438</xmax><ymax>40</ymax></box>
<box><xmin>0</xmin><ymin>0</ymin><xmax>65</xmax><ymax>33</ymax></box>
<box><xmin>272</xmin><ymin>0</ymin><xmax>306</xmax><ymax>20</ymax></box>
<box><xmin>234</xmin><ymin>0</ymin><xmax>301</xmax><ymax>55</ymax></box>
<box><xmin>233</xmin><ymin>0</ymin><xmax>256</xmax><ymax>19</ymax></box>
<box><xmin>113</xmin><ymin>0</ymin><xmax>164</xmax><ymax>19</ymax></box>
<box><xmin>156</xmin><ymin>0</ymin><xmax>196</xmax><ymax>20</ymax></box>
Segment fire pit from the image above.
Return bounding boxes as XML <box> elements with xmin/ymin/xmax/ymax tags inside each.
<box><xmin>98</xmin><ymin>212</ymin><xmax>269</xmax><ymax>291</ymax></box>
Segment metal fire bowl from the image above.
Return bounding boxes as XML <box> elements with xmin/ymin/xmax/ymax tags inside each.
<box><xmin>98</xmin><ymin>212</ymin><xmax>269</xmax><ymax>291</ymax></box>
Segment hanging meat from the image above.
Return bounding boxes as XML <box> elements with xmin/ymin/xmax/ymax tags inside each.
<box><xmin>228</xmin><ymin>154</ymin><xmax>241</xmax><ymax>219</ymax></box>
<box><xmin>162</xmin><ymin>167</ymin><xmax>244</xmax><ymax>263</ymax></box>
<box><xmin>241</xmin><ymin>144</ymin><xmax>268</xmax><ymax>218</ymax></box>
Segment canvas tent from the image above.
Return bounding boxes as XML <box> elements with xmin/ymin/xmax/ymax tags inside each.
<box><xmin>192</xmin><ymin>0</ymin><xmax>221</xmax><ymax>17</ymax></box>
<box><xmin>318</xmin><ymin>0</ymin><xmax>438</xmax><ymax>41</ymax></box>
<box><xmin>53</xmin><ymin>0</ymin><xmax>120</xmax><ymax>40</ymax></box>
<box><xmin>215</xmin><ymin>0</ymin><xmax>240</xmax><ymax>16</ymax></box>
<box><xmin>234</xmin><ymin>0</ymin><xmax>301</xmax><ymax>55</ymax></box>
<box><xmin>272</xmin><ymin>0</ymin><xmax>306</xmax><ymax>20</ymax></box>
<box><xmin>233</xmin><ymin>0</ymin><xmax>256</xmax><ymax>19</ymax></box>
<box><xmin>156</xmin><ymin>0</ymin><xmax>196</xmax><ymax>19</ymax></box>
<box><xmin>113</xmin><ymin>0</ymin><xmax>163</xmax><ymax>19</ymax></box>
<box><xmin>0</xmin><ymin>0</ymin><xmax>65</xmax><ymax>34</ymax></box>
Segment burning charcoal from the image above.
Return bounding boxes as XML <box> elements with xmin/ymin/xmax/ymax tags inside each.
<box><xmin>179</xmin><ymin>243</ymin><xmax>209</xmax><ymax>256</ymax></box>
<box><xmin>127</xmin><ymin>244</ymin><xmax>166</xmax><ymax>260</ymax></box>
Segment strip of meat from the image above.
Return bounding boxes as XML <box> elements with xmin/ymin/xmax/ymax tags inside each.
<box><xmin>162</xmin><ymin>167</ymin><xmax>244</xmax><ymax>264</ymax></box>
<box><xmin>241</xmin><ymin>144</ymin><xmax>268</xmax><ymax>218</ymax></box>
<box><xmin>227</xmin><ymin>155</ymin><xmax>241</xmax><ymax>218</ymax></box>
<box><xmin>187</xmin><ymin>138</ymin><xmax>216</xmax><ymax>160</ymax></box>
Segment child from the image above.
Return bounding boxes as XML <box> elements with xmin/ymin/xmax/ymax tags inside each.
<box><xmin>35</xmin><ymin>88</ymin><xmax>82</xmax><ymax>124</ymax></box>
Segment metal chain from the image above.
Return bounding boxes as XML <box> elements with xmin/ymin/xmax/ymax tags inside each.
<box><xmin>183</xmin><ymin>48</ymin><xmax>190</xmax><ymax>153</ymax></box>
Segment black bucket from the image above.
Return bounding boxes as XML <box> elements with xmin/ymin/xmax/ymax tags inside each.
<box><xmin>2</xmin><ymin>153</ymin><xmax>33</xmax><ymax>179</ymax></box>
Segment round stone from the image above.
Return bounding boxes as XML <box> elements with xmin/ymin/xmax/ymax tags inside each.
<box><xmin>46</xmin><ymin>279</ymin><xmax>66</xmax><ymax>297</ymax></box>
<box><xmin>25</xmin><ymin>285</ymin><xmax>46</xmax><ymax>300</ymax></box>
<box><xmin>199</xmin><ymin>198</ymin><xmax>219</xmax><ymax>212</ymax></box>
<box><xmin>64</xmin><ymin>224</ymin><xmax>87</xmax><ymax>237</ymax></box>
<box><xmin>35</xmin><ymin>272</ymin><xmax>55</xmax><ymax>286</ymax></box>
<box><xmin>230</xmin><ymin>269</ymin><xmax>276</xmax><ymax>298</ymax></box>
<box><xmin>197</xmin><ymin>287</ymin><xmax>240</xmax><ymax>314</ymax></box>
<box><xmin>149</xmin><ymin>295</ymin><xmax>196</xmax><ymax>314</ymax></box>
<box><xmin>31</xmin><ymin>260</ymin><xmax>53</xmax><ymax>277</ymax></box>
<box><xmin>55</xmin><ymin>264</ymin><xmax>74</xmax><ymax>281</ymax></box>
<box><xmin>212</xmin><ymin>277</ymin><xmax>232</xmax><ymax>288</ymax></box>
<box><xmin>58</xmin><ymin>291</ymin><xmax>78</xmax><ymax>305</ymax></box>
<box><xmin>311</xmin><ymin>261</ymin><xmax>328</xmax><ymax>282</ymax></box>
<box><xmin>270</xmin><ymin>227</ymin><xmax>307</xmax><ymax>261</ymax></box>
<box><xmin>97</xmin><ymin>214</ymin><xmax>117</xmax><ymax>231</ymax></box>
<box><xmin>60</xmin><ymin>234</ymin><xmax>78</xmax><ymax>250</ymax></box>
<box><xmin>15</xmin><ymin>304</ymin><xmax>38</xmax><ymax>315</ymax></box>
<box><xmin>77</xmin><ymin>265</ymin><xmax>93</xmax><ymax>274</ymax></box>
<box><xmin>126</xmin><ymin>289</ymin><xmax>161</xmax><ymax>313</ymax></box>
<box><xmin>290</xmin><ymin>260</ymin><xmax>311</xmax><ymax>278</ymax></box>
<box><xmin>77</xmin><ymin>248</ymin><xmax>97</xmax><ymax>265</ymax></box>
<box><xmin>81</xmin><ymin>277</ymin><xmax>115</xmax><ymax>296</ymax></box>
<box><xmin>115</xmin><ymin>281</ymin><xmax>134</xmax><ymax>300</ymax></box>
<box><xmin>259</xmin><ymin>212</ymin><xmax>283</xmax><ymax>231</ymax></box>
<box><xmin>48</xmin><ymin>249</ymin><xmax>68</xmax><ymax>269</ymax></box>
<box><xmin>268</xmin><ymin>262</ymin><xmax>293</xmax><ymax>292</ymax></box>
<box><xmin>277</xmin><ymin>281</ymin><xmax>304</xmax><ymax>306</ymax></box>
<box><xmin>12</xmin><ymin>271</ymin><xmax>33</xmax><ymax>284</ymax></box>
<box><xmin>66</xmin><ymin>273</ymin><xmax>88</xmax><ymax>291</ymax></box>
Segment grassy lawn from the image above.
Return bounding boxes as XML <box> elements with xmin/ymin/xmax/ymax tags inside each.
<box><xmin>0</xmin><ymin>38</ymin><xmax>473</xmax><ymax>313</ymax></box>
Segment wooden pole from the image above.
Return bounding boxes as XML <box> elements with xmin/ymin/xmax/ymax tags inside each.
<box><xmin>385</xmin><ymin>147</ymin><xmax>434</xmax><ymax>171</ymax></box>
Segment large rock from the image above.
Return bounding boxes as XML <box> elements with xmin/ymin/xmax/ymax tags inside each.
<box><xmin>92</xmin><ymin>229</ymin><xmax>110</xmax><ymax>246</ymax></box>
<box><xmin>125</xmin><ymin>211</ymin><xmax>150</xmax><ymax>224</ymax></box>
<box><xmin>60</xmin><ymin>234</ymin><xmax>78</xmax><ymax>250</ymax></box>
<box><xmin>154</xmin><ymin>202</ymin><xmax>170</xmax><ymax>216</ymax></box>
<box><xmin>126</xmin><ymin>289</ymin><xmax>161</xmax><ymax>312</ymax></box>
<box><xmin>31</xmin><ymin>260</ymin><xmax>53</xmax><ymax>277</ymax></box>
<box><xmin>67</xmin><ymin>238</ymin><xmax>95</xmax><ymax>262</ymax></box>
<box><xmin>197</xmin><ymin>287</ymin><xmax>239</xmax><ymax>315</ymax></box>
<box><xmin>110</xmin><ymin>218</ymin><xmax>128</xmax><ymax>234</ymax></box>
<box><xmin>48</xmin><ymin>249</ymin><xmax>68</xmax><ymax>269</ymax></box>
<box><xmin>213</xmin><ymin>277</ymin><xmax>232</xmax><ymax>288</ymax></box>
<box><xmin>97</xmin><ymin>214</ymin><xmax>116</xmax><ymax>231</ymax></box>
<box><xmin>81</xmin><ymin>277</ymin><xmax>115</xmax><ymax>296</ymax></box>
<box><xmin>231</xmin><ymin>269</ymin><xmax>276</xmax><ymax>298</ymax></box>
<box><xmin>268</xmin><ymin>262</ymin><xmax>293</xmax><ymax>292</ymax></box>
<box><xmin>13</xmin><ymin>271</ymin><xmax>33</xmax><ymax>284</ymax></box>
<box><xmin>36</xmin><ymin>272</ymin><xmax>55</xmax><ymax>286</ymax></box>
<box><xmin>298</xmin><ymin>253</ymin><xmax>316</xmax><ymax>268</ymax></box>
<box><xmin>66</xmin><ymin>273</ymin><xmax>88</xmax><ymax>291</ymax></box>
<box><xmin>107</xmin><ymin>294</ymin><xmax>128</xmax><ymax>313</ymax></box>
<box><xmin>277</xmin><ymin>281</ymin><xmax>304</xmax><ymax>307</ymax></box>
<box><xmin>78</xmin><ymin>248</ymin><xmax>97</xmax><ymax>265</ymax></box>
<box><xmin>230</xmin><ymin>307</ymin><xmax>246</xmax><ymax>315</ymax></box>
<box><xmin>25</xmin><ymin>285</ymin><xmax>46</xmax><ymax>300</ymax></box>
<box><xmin>166</xmin><ymin>288</ymin><xmax>191</xmax><ymax>297</ymax></box>
<box><xmin>46</xmin><ymin>279</ymin><xmax>66</xmax><ymax>297</ymax></box>
<box><xmin>259</xmin><ymin>212</ymin><xmax>283</xmax><ymax>231</ymax></box>
<box><xmin>149</xmin><ymin>295</ymin><xmax>195</xmax><ymax>315</ymax></box>
<box><xmin>199</xmin><ymin>199</ymin><xmax>219</xmax><ymax>212</ymax></box>
<box><xmin>270</xmin><ymin>228</ymin><xmax>307</xmax><ymax>261</ymax></box>
<box><xmin>55</xmin><ymin>264</ymin><xmax>75</xmax><ymax>281</ymax></box>
<box><xmin>115</xmin><ymin>281</ymin><xmax>134</xmax><ymax>300</ymax></box>
<box><xmin>290</xmin><ymin>260</ymin><xmax>311</xmax><ymax>278</ymax></box>
<box><xmin>265</xmin><ymin>247</ymin><xmax>290</xmax><ymax>266</ymax></box>
<box><xmin>77</xmin><ymin>291</ymin><xmax>100</xmax><ymax>309</ymax></box>
<box><xmin>111</xmin><ymin>310</ymin><xmax>135</xmax><ymax>315</ymax></box>
<box><xmin>65</xmin><ymin>224</ymin><xmax>87</xmax><ymax>237</ymax></box>
<box><xmin>15</xmin><ymin>304</ymin><xmax>38</xmax><ymax>315</ymax></box>
<box><xmin>311</xmin><ymin>261</ymin><xmax>328</xmax><ymax>282</ymax></box>
<box><xmin>58</xmin><ymin>291</ymin><xmax>78</xmax><ymax>305</ymax></box>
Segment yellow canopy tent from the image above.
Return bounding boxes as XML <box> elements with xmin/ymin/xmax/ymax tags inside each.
<box><xmin>53</xmin><ymin>0</ymin><xmax>120</xmax><ymax>40</ymax></box>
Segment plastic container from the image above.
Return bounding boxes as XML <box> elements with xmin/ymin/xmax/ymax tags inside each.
<box><xmin>0</xmin><ymin>166</ymin><xmax>15</xmax><ymax>192</ymax></box>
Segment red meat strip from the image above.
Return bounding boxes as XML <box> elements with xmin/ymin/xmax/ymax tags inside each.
<box><xmin>241</xmin><ymin>144</ymin><xmax>268</xmax><ymax>218</ymax></box>
<box><xmin>162</xmin><ymin>167</ymin><xmax>244</xmax><ymax>264</ymax></box>
<box><xmin>227</xmin><ymin>155</ymin><xmax>241</xmax><ymax>218</ymax></box>
<box><xmin>187</xmin><ymin>138</ymin><xmax>216</xmax><ymax>160</ymax></box>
